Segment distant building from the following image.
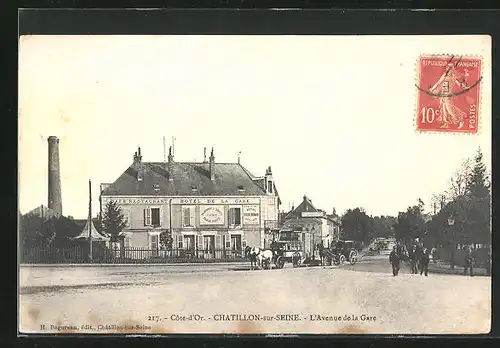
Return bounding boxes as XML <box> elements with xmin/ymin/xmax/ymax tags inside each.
<box><xmin>280</xmin><ymin>195</ymin><xmax>340</xmax><ymax>248</ymax></box>
<box><xmin>99</xmin><ymin>146</ymin><xmax>281</xmax><ymax>257</ymax></box>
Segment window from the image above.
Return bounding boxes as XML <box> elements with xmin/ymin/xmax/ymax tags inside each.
<box><xmin>228</xmin><ymin>207</ymin><xmax>242</xmax><ymax>227</ymax></box>
<box><xmin>182</xmin><ymin>206</ymin><xmax>196</xmax><ymax>227</ymax></box>
<box><xmin>144</xmin><ymin>207</ymin><xmax>161</xmax><ymax>227</ymax></box>
<box><xmin>151</xmin><ymin>208</ymin><xmax>160</xmax><ymax>226</ymax></box>
<box><xmin>124</xmin><ymin>237</ymin><xmax>130</xmax><ymax>248</ymax></box>
<box><xmin>178</xmin><ymin>235</ymin><xmax>184</xmax><ymax>249</ymax></box>
<box><xmin>237</xmin><ymin>185</ymin><xmax>244</xmax><ymax>191</ymax></box>
<box><xmin>268</xmin><ymin>181</ymin><xmax>273</xmax><ymax>194</ymax></box>
<box><xmin>224</xmin><ymin>235</ymin><xmax>231</xmax><ymax>249</ymax></box>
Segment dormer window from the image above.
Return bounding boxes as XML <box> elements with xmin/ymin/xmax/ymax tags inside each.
<box><xmin>238</xmin><ymin>185</ymin><xmax>245</xmax><ymax>192</ymax></box>
<box><xmin>153</xmin><ymin>184</ymin><xmax>160</xmax><ymax>192</ymax></box>
<box><xmin>191</xmin><ymin>185</ymin><xmax>198</xmax><ymax>192</ymax></box>
<box><xmin>267</xmin><ymin>180</ymin><xmax>273</xmax><ymax>194</ymax></box>
<box><xmin>137</xmin><ymin>172</ymin><xmax>143</xmax><ymax>182</ymax></box>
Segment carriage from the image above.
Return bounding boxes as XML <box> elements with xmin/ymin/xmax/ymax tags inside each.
<box><xmin>267</xmin><ymin>227</ymin><xmax>312</xmax><ymax>269</ymax></box>
<box><xmin>323</xmin><ymin>240</ymin><xmax>359</xmax><ymax>266</ymax></box>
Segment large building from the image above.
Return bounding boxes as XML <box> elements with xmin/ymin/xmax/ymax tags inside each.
<box><xmin>99</xmin><ymin>146</ymin><xmax>281</xmax><ymax>257</ymax></box>
<box><xmin>280</xmin><ymin>195</ymin><xmax>340</xmax><ymax>249</ymax></box>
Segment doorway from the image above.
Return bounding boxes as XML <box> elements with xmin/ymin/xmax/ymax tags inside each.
<box><xmin>203</xmin><ymin>235</ymin><xmax>215</xmax><ymax>259</ymax></box>
<box><xmin>150</xmin><ymin>234</ymin><xmax>159</xmax><ymax>257</ymax></box>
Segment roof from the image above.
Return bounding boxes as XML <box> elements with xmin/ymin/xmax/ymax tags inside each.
<box><xmin>73</xmin><ymin>220</ymin><xmax>109</xmax><ymax>241</ymax></box>
<box><xmin>284</xmin><ymin>195</ymin><xmax>321</xmax><ymax>220</ymax></box>
<box><xmin>101</xmin><ymin>161</ymin><xmax>281</xmax><ymax>201</ymax></box>
<box><xmin>23</xmin><ymin>205</ymin><xmax>59</xmax><ymax>220</ymax></box>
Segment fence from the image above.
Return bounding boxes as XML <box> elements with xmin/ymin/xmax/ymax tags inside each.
<box><xmin>20</xmin><ymin>245</ymin><xmax>247</xmax><ymax>264</ymax></box>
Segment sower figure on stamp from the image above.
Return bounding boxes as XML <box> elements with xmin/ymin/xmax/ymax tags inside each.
<box><xmin>389</xmin><ymin>246</ymin><xmax>401</xmax><ymax>276</ymax></box>
<box><xmin>464</xmin><ymin>246</ymin><xmax>475</xmax><ymax>277</ymax></box>
<box><xmin>428</xmin><ymin>62</ymin><xmax>469</xmax><ymax>129</ymax></box>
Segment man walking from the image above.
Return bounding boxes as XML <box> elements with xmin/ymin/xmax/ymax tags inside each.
<box><xmin>464</xmin><ymin>247</ymin><xmax>474</xmax><ymax>277</ymax></box>
<box><xmin>389</xmin><ymin>246</ymin><xmax>401</xmax><ymax>276</ymax></box>
<box><xmin>419</xmin><ymin>247</ymin><xmax>430</xmax><ymax>276</ymax></box>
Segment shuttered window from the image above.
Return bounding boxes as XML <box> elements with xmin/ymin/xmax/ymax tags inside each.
<box><xmin>215</xmin><ymin>235</ymin><xmax>222</xmax><ymax>249</ymax></box>
<box><xmin>178</xmin><ymin>235</ymin><xmax>184</xmax><ymax>249</ymax></box>
<box><xmin>144</xmin><ymin>208</ymin><xmax>151</xmax><ymax>226</ymax></box>
<box><xmin>182</xmin><ymin>206</ymin><xmax>196</xmax><ymax>227</ymax></box>
<box><xmin>224</xmin><ymin>235</ymin><xmax>231</xmax><ymax>249</ymax></box>
<box><xmin>197</xmin><ymin>235</ymin><xmax>203</xmax><ymax>249</ymax></box>
<box><xmin>228</xmin><ymin>207</ymin><xmax>242</xmax><ymax>227</ymax></box>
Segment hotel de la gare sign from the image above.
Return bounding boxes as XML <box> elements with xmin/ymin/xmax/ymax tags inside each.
<box><xmin>102</xmin><ymin>197</ymin><xmax>262</xmax><ymax>226</ymax></box>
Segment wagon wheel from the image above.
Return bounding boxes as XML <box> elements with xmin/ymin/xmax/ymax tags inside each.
<box><xmin>339</xmin><ymin>254</ymin><xmax>346</xmax><ymax>266</ymax></box>
<box><xmin>349</xmin><ymin>250</ymin><xmax>358</xmax><ymax>265</ymax></box>
<box><xmin>276</xmin><ymin>256</ymin><xmax>285</xmax><ymax>269</ymax></box>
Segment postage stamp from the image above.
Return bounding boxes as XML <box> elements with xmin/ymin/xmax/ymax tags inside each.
<box><xmin>415</xmin><ymin>55</ymin><xmax>482</xmax><ymax>134</ymax></box>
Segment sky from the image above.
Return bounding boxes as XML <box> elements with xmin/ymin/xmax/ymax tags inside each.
<box><xmin>18</xmin><ymin>35</ymin><xmax>491</xmax><ymax>219</ymax></box>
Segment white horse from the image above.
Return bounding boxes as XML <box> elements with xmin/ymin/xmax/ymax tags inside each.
<box><xmin>245</xmin><ymin>246</ymin><xmax>273</xmax><ymax>270</ymax></box>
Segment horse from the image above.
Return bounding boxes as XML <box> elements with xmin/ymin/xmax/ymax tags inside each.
<box><xmin>244</xmin><ymin>246</ymin><xmax>273</xmax><ymax>270</ymax></box>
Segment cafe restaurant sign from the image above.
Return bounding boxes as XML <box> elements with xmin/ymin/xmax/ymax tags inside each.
<box><xmin>200</xmin><ymin>205</ymin><xmax>225</xmax><ymax>225</ymax></box>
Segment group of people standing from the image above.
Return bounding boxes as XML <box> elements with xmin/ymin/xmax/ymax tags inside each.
<box><xmin>389</xmin><ymin>238</ymin><xmax>430</xmax><ymax>277</ymax></box>
<box><xmin>389</xmin><ymin>238</ymin><xmax>478</xmax><ymax>277</ymax></box>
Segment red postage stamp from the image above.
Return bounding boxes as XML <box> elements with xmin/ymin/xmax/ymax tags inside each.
<box><xmin>415</xmin><ymin>55</ymin><xmax>482</xmax><ymax>133</ymax></box>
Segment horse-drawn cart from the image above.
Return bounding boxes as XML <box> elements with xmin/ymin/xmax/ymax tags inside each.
<box><xmin>323</xmin><ymin>240</ymin><xmax>358</xmax><ymax>266</ymax></box>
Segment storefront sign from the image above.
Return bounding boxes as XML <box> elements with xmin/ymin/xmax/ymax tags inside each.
<box><xmin>101</xmin><ymin>197</ymin><xmax>261</xmax><ymax>205</ymax></box>
<box><xmin>200</xmin><ymin>205</ymin><xmax>224</xmax><ymax>225</ymax></box>
<box><xmin>102</xmin><ymin>198</ymin><xmax>169</xmax><ymax>205</ymax></box>
<box><xmin>243</xmin><ymin>205</ymin><xmax>260</xmax><ymax>225</ymax></box>
<box><xmin>302</xmin><ymin>211</ymin><xmax>324</xmax><ymax>218</ymax></box>
<box><xmin>177</xmin><ymin>197</ymin><xmax>260</xmax><ymax>205</ymax></box>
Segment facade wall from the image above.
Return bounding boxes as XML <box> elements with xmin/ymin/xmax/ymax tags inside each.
<box><xmin>101</xmin><ymin>195</ymin><xmax>278</xmax><ymax>250</ymax></box>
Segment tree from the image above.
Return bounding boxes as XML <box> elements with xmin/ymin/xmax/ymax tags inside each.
<box><xmin>427</xmin><ymin>148</ymin><xmax>491</xmax><ymax>268</ymax></box>
<box><xmin>19</xmin><ymin>214</ymin><xmax>55</xmax><ymax>248</ymax></box>
<box><xmin>393</xmin><ymin>199</ymin><xmax>427</xmax><ymax>248</ymax></box>
<box><xmin>160</xmin><ymin>230</ymin><xmax>173</xmax><ymax>250</ymax></box>
<box><xmin>371</xmin><ymin>215</ymin><xmax>396</xmax><ymax>239</ymax></box>
<box><xmin>341</xmin><ymin>208</ymin><xmax>372</xmax><ymax>245</ymax></box>
<box><xmin>466</xmin><ymin>148</ymin><xmax>490</xmax><ymax>200</ymax></box>
<box><xmin>101</xmin><ymin>201</ymin><xmax>128</xmax><ymax>243</ymax></box>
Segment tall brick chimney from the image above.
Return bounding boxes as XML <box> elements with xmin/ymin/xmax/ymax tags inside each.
<box><xmin>167</xmin><ymin>146</ymin><xmax>174</xmax><ymax>181</ymax></box>
<box><xmin>209</xmin><ymin>148</ymin><xmax>215</xmax><ymax>181</ymax></box>
<box><xmin>47</xmin><ymin>136</ymin><xmax>62</xmax><ymax>216</ymax></box>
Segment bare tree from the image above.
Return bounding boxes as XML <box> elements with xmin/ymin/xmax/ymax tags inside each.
<box><xmin>445</xmin><ymin>158</ymin><xmax>472</xmax><ymax>200</ymax></box>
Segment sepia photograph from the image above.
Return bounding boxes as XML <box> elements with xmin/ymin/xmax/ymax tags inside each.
<box><xmin>18</xmin><ymin>34</ymin><xmax>491</xmax><ymax>335</ymax></box>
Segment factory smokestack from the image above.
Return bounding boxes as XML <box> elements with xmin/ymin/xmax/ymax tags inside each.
<box><xmin>48</xmin><ymin>136</ymin><xmax>62</xmax><ymax>216</ymax></box>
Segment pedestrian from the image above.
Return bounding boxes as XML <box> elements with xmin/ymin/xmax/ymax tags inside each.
<box><xmin>464</xmin><ymin>247</ymin><xmax>474</xmax><ymax>277</ymax></box>
<box><xmin>389</xmin><ymin>246</ymin><xmax>400</xmax><ymax>276</ymax></box>
<box><xmin>419</xmin><ymin>247</ymin><xmax>430</xmax><ymax>276</ymax></box>
<box><xmin>431</xmin><ymin>247</ymin><xmax>438</xmax><ymax>264</ymax></box>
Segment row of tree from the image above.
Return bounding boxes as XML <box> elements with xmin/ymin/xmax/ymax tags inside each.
<box><xmin>20</xmin><ymin>200</ymin><xmax>129</xmax><ymax>249</ymax></box>
<box><xmin>338</xmin><ymin>148</ymin><xmax>491</xmax><ymax>256</ymax></box>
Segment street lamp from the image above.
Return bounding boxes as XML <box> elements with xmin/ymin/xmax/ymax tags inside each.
<box><xmin>448</xmin><ymin>215</ymin><xmax>456</xmax><ymax>269</ymax></box>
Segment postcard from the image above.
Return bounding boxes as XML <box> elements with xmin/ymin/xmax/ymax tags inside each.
<box><xmin>18</xmin><ymin>34</ymin><xmax>491</xmax><ymax>335</ymax></box>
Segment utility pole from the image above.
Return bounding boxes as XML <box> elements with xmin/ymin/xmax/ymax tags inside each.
<box><xmin>88</xmin><ymin>179</ymin><xmax>92</xmax><ymax>262</ymax></box>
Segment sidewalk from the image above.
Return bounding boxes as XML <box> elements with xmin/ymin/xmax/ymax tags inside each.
<box><xmin>20</xmin><ymin>262</ymin><xmax>249</xmax><ymax>268</ymax></box>
<box><xmin>427</xmin><ymin>260</ymin><xmax>489</xmax><ymax>276</ymax></box>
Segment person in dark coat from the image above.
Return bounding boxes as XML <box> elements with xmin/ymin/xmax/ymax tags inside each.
<box><xmin>464</xmin><ymin>247</ymin><xmax>474</xmax><ymax>277</ymax></box>
<box><xmin>419</xmin><ymin>247</ymin><xmax>430</xmax><ymax>276</ymax></box>
<box><xmin>389</xmin><ymin>246</ymin><xmax>401</xmax><ymax>276</ymax></box>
